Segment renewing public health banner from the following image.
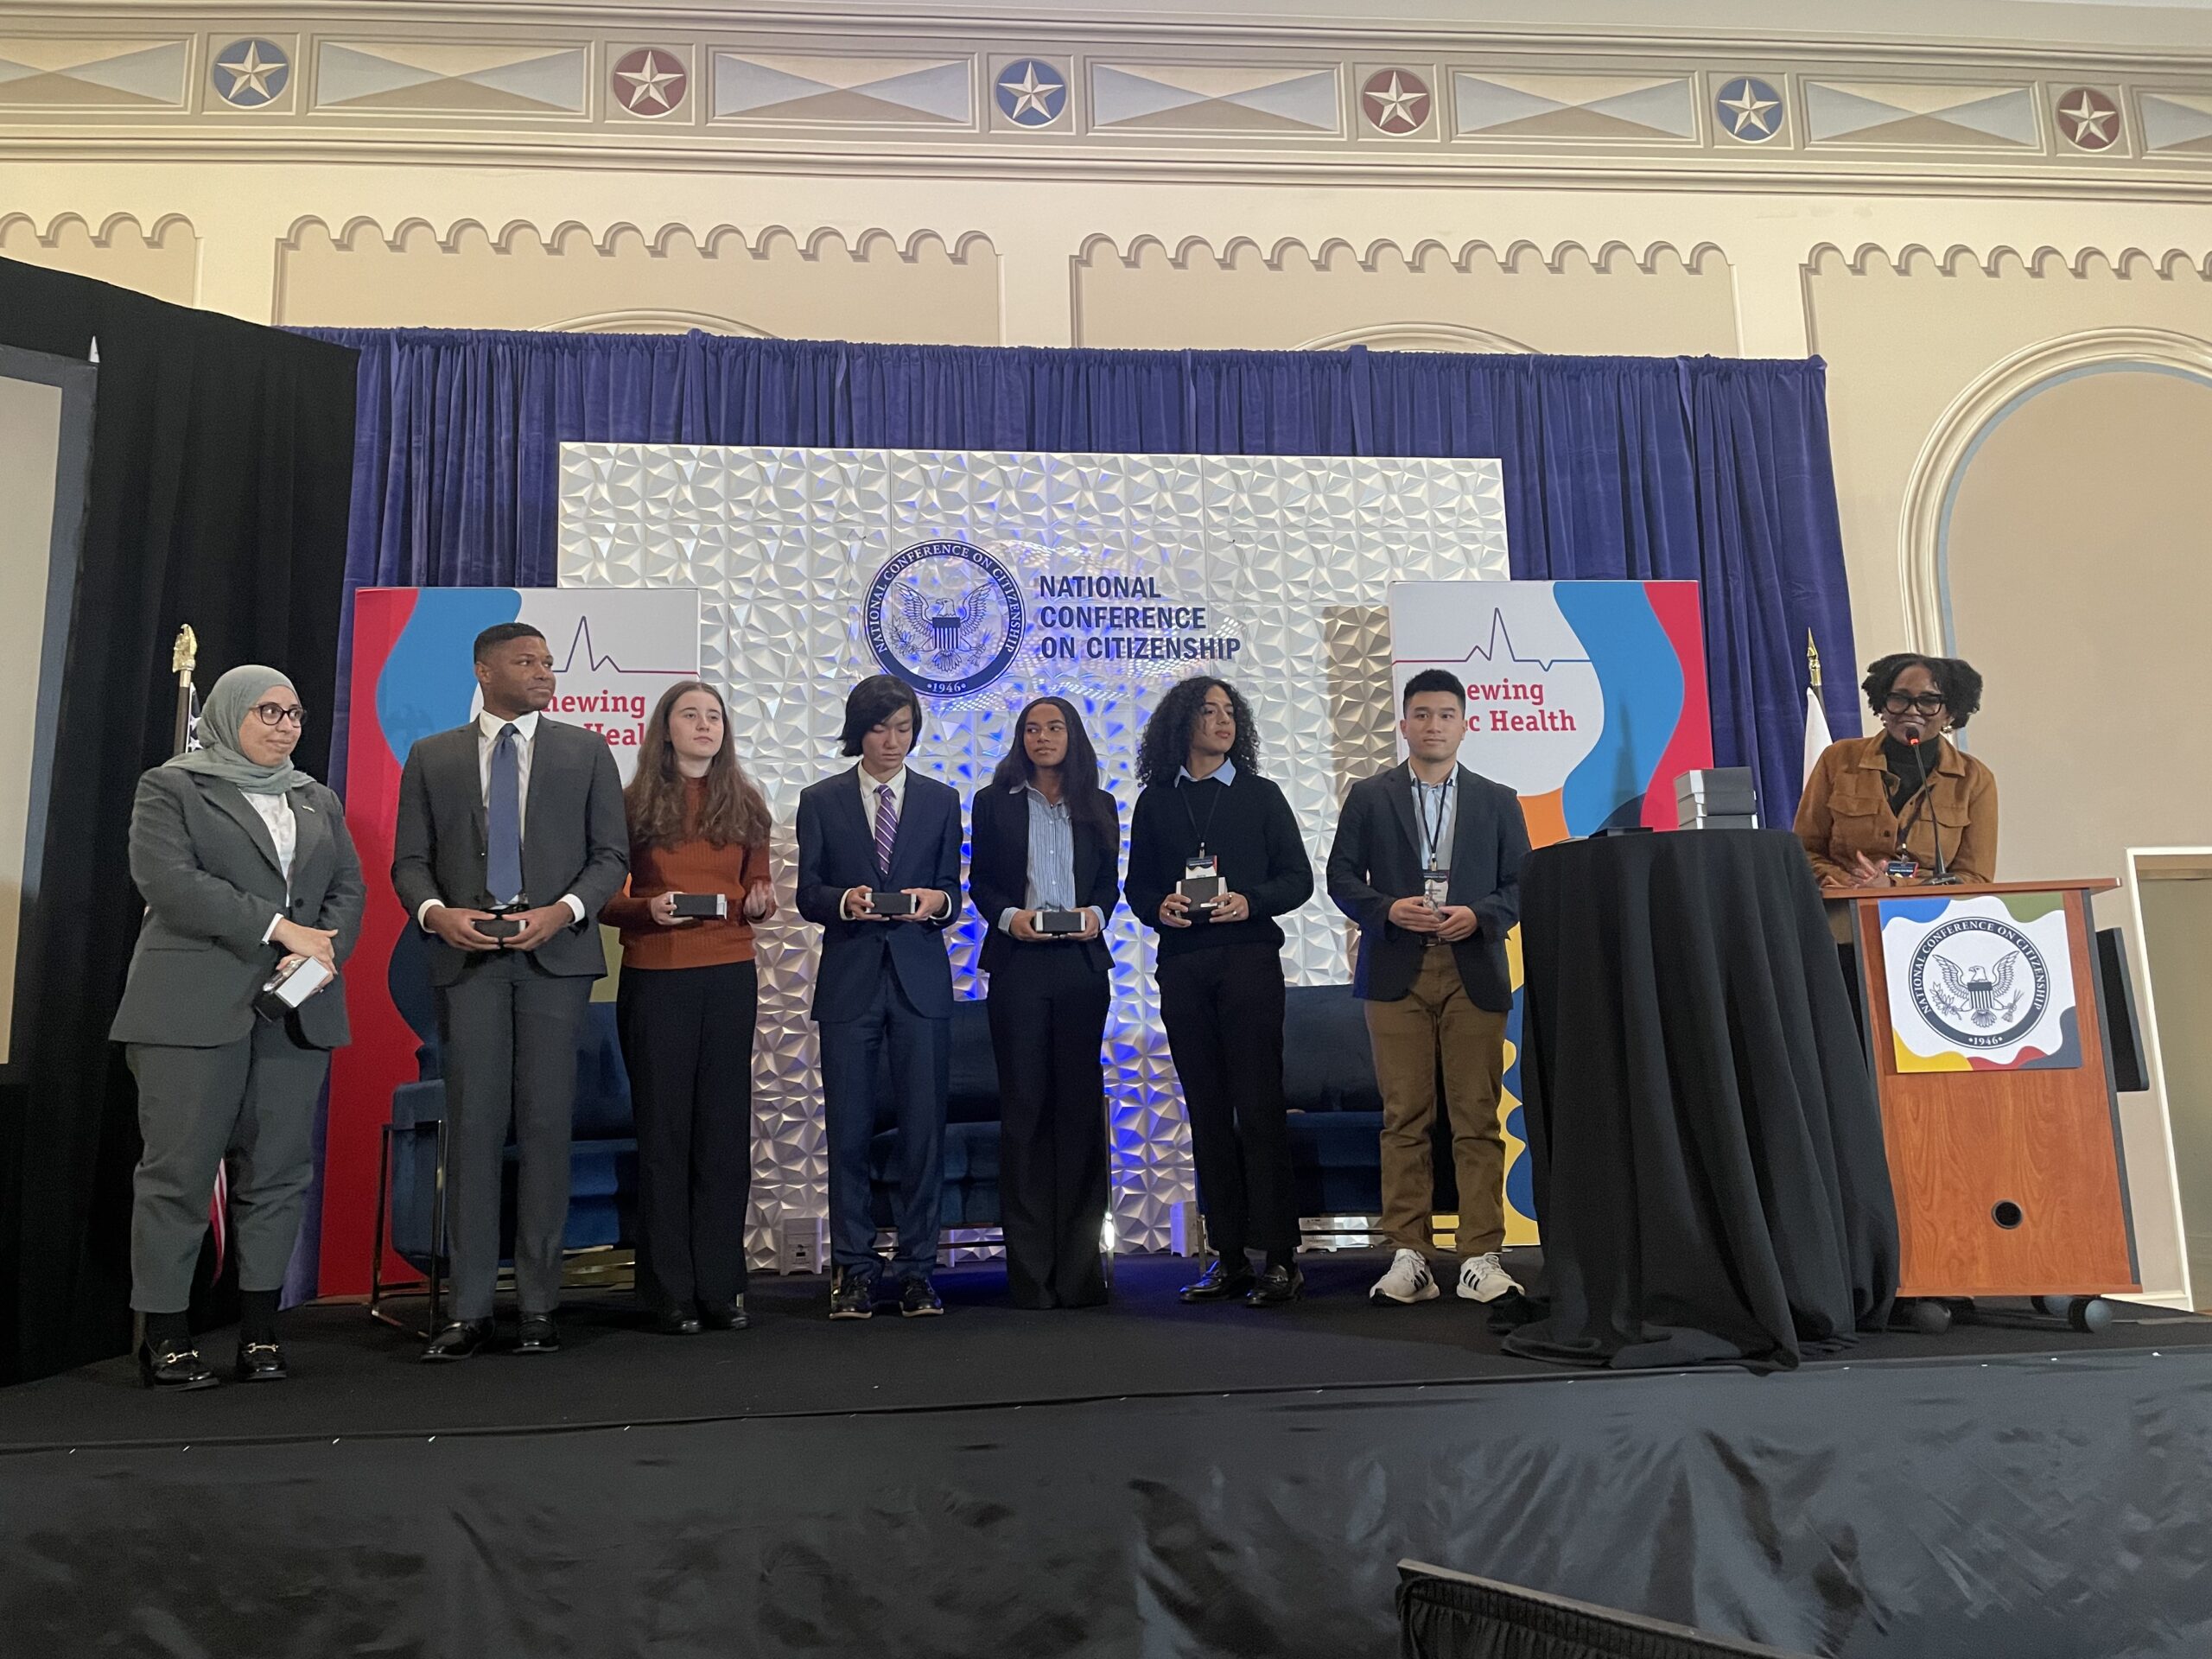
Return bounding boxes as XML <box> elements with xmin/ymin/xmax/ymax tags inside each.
<box><xmin>321</xmin><ymin>586</ymin><xmax>702</xmax><ymax>1297</ymax></box>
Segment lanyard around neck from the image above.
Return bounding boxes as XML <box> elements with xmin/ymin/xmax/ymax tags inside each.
<box><xmin>1414</xmin><ymin>772</ymin><xmax>1454</xmax><ymax>868</ymax></box>
<box><xmin>1180</xmin><ymin>773</ymin><xmax>1225</xmax><ymax>855</ymax></box>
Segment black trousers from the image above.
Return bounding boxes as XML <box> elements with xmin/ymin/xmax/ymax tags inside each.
<box><xmin>439</xmin><ymin>956</ymin><xmax>593</xmax><ymax>1322</ymax></box>
<box><xmin>616</xmin><ymin>959</ymin><xmax>757</xmax><ymax>1309</ymax></box>
<box><xmin>1156</xmin><ymin>941</ymin><xmax>1295</xmax><ymax>1258</ymax></box>
<box><xmin>986</xmin><ymin>943</ymin><xmax>1111</xmax><ymax>1309</ymax></box>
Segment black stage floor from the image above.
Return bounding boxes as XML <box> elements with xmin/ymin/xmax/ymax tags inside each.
<box><xmin>7</xmin><ymin>1252</ymin><xmax>2212</xmax><ymax>1657</ymax></box>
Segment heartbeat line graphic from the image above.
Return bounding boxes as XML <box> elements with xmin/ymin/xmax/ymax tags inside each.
<box><xmin>1398</xmin><ymin>608</ymin><xmax>1591</xmax><ymax>673</ymax></box>
<box><xmin>550</xmin><ymin>614</ymin><xmax>694</xmax><ymax>677</ymax></box>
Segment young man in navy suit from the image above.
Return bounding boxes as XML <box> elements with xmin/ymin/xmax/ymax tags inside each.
<box><xmin>796</xmin><ymin>675</ymin><xmax>963</xmax><ymax>1320</ymax></box>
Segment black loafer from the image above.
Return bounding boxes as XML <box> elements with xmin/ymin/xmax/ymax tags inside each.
<box><xmin>420</xmin><ymin>1319</ymin><xmax>494</xmax><ymax>1363</ymax></box>
<box><xmin>699</xmin><ymin>1298</ymin><xmax>750</xmax><ymax>1331</ymax></box>
<box><xmin>654</xmin><ymin>1306</ymin><xmax>702</xmax><ymax>1336</ymax></box>
<box><xmin>138</xmin><ymin>1343</ymin><xmax>220</xmax><ymax>1391</ymax></box>
<box><xmin>233</xmin><ymin>1340</ymin><xmax>291</xmax><ymax>1382</ymax></box>
<box><xmin>1246</xmin><ymin>1264</ymin><xmax>1306</xmax><ymax>1307</ymax></box>
<box><xmin>515</xmin><ymin>1314</ymin><xmax>561</xmax><ymax>1354</ymax></box>
<box><xmin>1178</xmin><ymin>1258</ymin><xmax>1256</xmax><ymax>1304</ymax></box>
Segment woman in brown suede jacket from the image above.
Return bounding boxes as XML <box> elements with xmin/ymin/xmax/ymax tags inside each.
<box><xmin>1796</xmin><ymin>652</ymin><xmax>1996</xmax><ymax>889</ymax></box>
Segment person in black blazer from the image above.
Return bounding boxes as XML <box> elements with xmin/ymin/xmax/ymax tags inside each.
<box><xmin>391</xmin><ymin>623</ymin><xmax>628</xmax><ymax>1362</ymax></box>
<box><xmin>1326</xmin><ymin>668</ymin><xmax>1531</xmax><ymax>1311</ymax></box>
<box><xmin>796</xmin><ymin>676</ymin><xmax>963</xmax><ymax>1321</ymax></box>
<box><xmin>112</xmin><ymin>665</ymin><xmax>365</xmax><ymax>1389</ymax></box>
<box><xmin>1126</xmin><ymin>677</ymin><xmax>1315</xmax><ymax>1307</ymax></box>
<box><xmin>969</xmin><ymin>696</ymin><xmax>1122</xmax><ymax>1310</ymax></box>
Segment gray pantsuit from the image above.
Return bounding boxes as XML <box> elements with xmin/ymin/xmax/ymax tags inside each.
<box><xmin>127</xmin><ymin>1023</ymin><xmax>328</xmax><ymax>1307</ymax></box>
<box><xmin>111</xmin><ymin>766</ymin><xmax>365</xmax><ymax>1314</ymax></box>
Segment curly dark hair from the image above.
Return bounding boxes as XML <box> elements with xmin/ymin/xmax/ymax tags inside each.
<box><xmin>838</xmin><ymin>674</ymin><xmax>925</xmax><ymax>756</ymax></box>
<box><xmin>1861</xmin><ymin>652</ymin><xmax>1985</xmax><ymax>729</ymax></box>
<box><xmin>991</xmin><ymin>696</ymin><xmax>1116</xmax><ymax>836</ymax></box>
<box><xmin>1136</xmin><ymin>677</ymin><xmax>1259</xmax><ymax>787</ymax></box>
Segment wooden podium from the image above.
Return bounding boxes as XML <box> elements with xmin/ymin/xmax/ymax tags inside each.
<box><xmin>1834</xmin><ymin>880</ymin><xmax>2139</xmax><ymax>1328</ymax></box>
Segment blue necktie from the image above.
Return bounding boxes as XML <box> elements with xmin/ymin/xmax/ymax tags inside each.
<box><xmin>487</xmin><ymin>723</ymin><xmax>523</xmax><ymax>906</ymax></box>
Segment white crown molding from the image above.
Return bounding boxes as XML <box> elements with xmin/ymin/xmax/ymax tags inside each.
<box><xmin>1076</xmin><ymin>233</ymin><xmax>1729</xmax><ymax>275</ymax></box>
<box><xmin>1808</xmin><ymin>239</ymin><xmax>2212</xmax><ymax>277</ymax></box>
<box><xmin>1896</xmin><ymin>324</ymin><xmax>2212</xmax><ymax>651</ymax></box>
<box><xmin>281</xmin><ymin>214</ymin><xmax>997</xmax><ymax>263</ymax></box>
<box><xmin>0</xmin><ymin>208</ymin><xmax>196</xmax><ymax>247</ymax></box>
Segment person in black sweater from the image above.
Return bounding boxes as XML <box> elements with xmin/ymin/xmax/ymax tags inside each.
<box><xmin>1127</xmin><ymin>677</ymin><xmax>1315</xmax><ymax>1306</ymax></box>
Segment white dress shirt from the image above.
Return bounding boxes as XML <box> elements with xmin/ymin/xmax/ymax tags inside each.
<box><xmin>417</xmin><ymin>709</ymin><xmax>586</xmax><ymax>929</ymax></box>
<box><xmin>845</xmin><ymin>764</ymin><xmax>944</xmax><ymax>918</ymax></box>
<box><xmin>245</xmin><ymin>790</ymin><xmax>297</xmax><ymax>944</ymax></box>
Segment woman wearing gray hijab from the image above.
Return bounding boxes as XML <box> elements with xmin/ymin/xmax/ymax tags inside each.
<box><xmin>111</xmin><ymin>665</ymin><xmax>364</xmax><ymax>1389</ymax></box>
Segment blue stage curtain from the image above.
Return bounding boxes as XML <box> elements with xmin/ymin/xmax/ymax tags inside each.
<box><xmin>308</xmin><ymin>330</ymin><xmax>1856</xmax><ymax>821</ymax></box>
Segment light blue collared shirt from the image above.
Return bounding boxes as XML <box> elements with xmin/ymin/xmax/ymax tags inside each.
<box><xmin>1175</xmin><ymin>758</ymin><xmax>1237</xmax><ymax>788</ymax></box>
<box><xmin>996</xmin><ymin>784</ymin><xmax>1106</xmax><ymax>936</ymax></box>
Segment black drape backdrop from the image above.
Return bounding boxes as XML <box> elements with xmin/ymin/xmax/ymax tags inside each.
<box><xmin>0</xmin><ymin>257</ymin><xmax>357</xmax><ymax>1384</ymax></box>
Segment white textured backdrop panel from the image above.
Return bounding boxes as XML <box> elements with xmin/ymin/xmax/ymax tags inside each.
<box><xmin>560</xmin><ymin>445</ymin><xmax>1509</xmax><ymax>1264</ymax></box>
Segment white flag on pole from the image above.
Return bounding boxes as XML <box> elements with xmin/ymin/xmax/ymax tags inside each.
<box><xmin>1803</xmin><ymin>629</ymin><xmax>1832</xmax><ymax>785</ymax></box>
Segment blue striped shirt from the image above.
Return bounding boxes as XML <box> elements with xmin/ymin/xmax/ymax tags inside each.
<box><xmin>996</xmin><ymin>784</ymin><xmax>1101</xmax><ymax>933</ymax></box>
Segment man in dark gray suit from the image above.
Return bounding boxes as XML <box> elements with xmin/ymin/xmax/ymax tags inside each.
<box><xmin>392</xmin><ymin>623</ymin><xmax>627</xmax><ymax>1361</ymax></box>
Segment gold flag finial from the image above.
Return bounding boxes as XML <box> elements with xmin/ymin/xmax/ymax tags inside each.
<box><xmin>1805</xmin><ymin>629</ymin><xmax>1821</xmax><ymax>690</ymax></box>
<box><xmin>171</xmin><ymin>623</ymin><xmax>198</xmax><ymax>682</ymax></box>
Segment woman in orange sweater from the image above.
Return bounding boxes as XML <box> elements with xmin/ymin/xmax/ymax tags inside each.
<box><xmin>604</xmin><ymin>682</ymin><xmax>776</xmax><ymax>1335</ymax></box>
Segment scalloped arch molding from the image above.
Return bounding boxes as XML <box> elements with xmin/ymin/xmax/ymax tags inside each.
<box><xmin>1901</xmin><ymin>327</ymin><xmax>2212</xmax><ymax>651</ymax></box>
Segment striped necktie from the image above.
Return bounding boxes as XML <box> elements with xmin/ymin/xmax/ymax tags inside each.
<box><xmin>873</xmin><ymin>782</ymin><xmax>898</xmax><ymax>880</ymax></box>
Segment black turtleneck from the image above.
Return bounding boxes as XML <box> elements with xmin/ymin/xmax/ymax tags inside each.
<box><xmin>1881</xmin><ymin>733</ymin><xmax>1941</xmax><ymax>817</ymax></box>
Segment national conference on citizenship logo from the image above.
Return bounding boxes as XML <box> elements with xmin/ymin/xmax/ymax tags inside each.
<box><xmin>866</xmin><ymin>540</ymin><xmax>1027</xmax><ymax>698</ymax></box>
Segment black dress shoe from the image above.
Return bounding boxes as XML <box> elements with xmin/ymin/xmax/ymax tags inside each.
<box><xmin>829</xmin><ymin>1274</ymin><xmax>875</xmax><ymax>1321</ymax></box>
<box><xmin>899</xmin><ymin>1276</ymin><xmax>945</xmax><ymax>1319</ymax></box>
<box><xmin>515</xmin><ymin>1314</ymin><xmax>561</xmax><ymax>1354</ymax></box>
<box><xmin>699</xmin><ymin>1298</ymin><xmax>750</xmax><ymax>1331</ymax></box>
<box><xmin>654</xmin><ymin>1306</ymin><xmax>702</xmax><ymax>1336</ymax></box>
<box><xmin>1179</xmin><ymin>1257</ymin><xmax>1256</xmax><ymax>1304</ymax></box>
<box><xmin>233</xmin><ymin>1339</ymin><xmax>291</xmax><ymax>1382</ymax></box>
<box><xmin>420</xmin><ymin>1319</ymin><xmax>494</xmax><ymax>1363</ymax></box>
<box><xmin>1246</xmin><ymin>1263</ymin><xmax>1306</xmax><ymax>1307</ymax></box>
<box><xmin>138</xmin><ymin>1343</ymin><xmax>220</xmax><ymax>1391</ymax></box>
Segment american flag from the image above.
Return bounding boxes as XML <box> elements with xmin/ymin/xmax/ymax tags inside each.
<box><xmin>175</xmin><ymin>664</ymin><xmax>229</xmax><ymax>1274</ymax></box>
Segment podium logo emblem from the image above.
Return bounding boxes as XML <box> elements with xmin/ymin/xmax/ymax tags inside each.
<box><xmin>1908</xmin><ymin>917</ymin><xmax>2050</xmax><ymax>1049</ymax></box>
<box><xmin>865</xmin><ymin>540</ymin><xmax>1025</xmax><ymax>698</ymax></box>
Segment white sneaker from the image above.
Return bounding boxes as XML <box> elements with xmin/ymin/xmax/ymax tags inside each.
<box><xmin>1457</xmin><ymin>1252</ymin><xmax>1522</xmax><ymax>1304</ymax></box>
<box><xmin>1369</xmin><ymin>1248</ymin><xmax>1440</xmax><ymax>1305</ymax></box>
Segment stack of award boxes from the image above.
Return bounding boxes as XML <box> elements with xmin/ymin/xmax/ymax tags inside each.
<box><xmin>1675</xmin><ymin>768</ymin><xmax>1760</xmax><ymax>830</ymax></box>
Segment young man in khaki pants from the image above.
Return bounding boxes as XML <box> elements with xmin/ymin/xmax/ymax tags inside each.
<box><xmin>1325</xmin><ymin>669</ymin><xmax>1532</xmax><ymax>1306</ymax></box>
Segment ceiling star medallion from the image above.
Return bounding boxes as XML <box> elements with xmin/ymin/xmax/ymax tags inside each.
<box><xmin>213</xmin><ymin>38</ymin><xmax>289</xmax><ymax>108</ymax></box>
<box><xmin>995</xmin><ymin>59</ymin><xmax>1068</xmax><ymax>128</ymax></box>
<box><xmin>1715</xmin><ymin>76</ymin><xmax>1783</xmax><ymax>143</ymax></box>
<box><xmin>1362</xmin><ymin>68</ymin><xmax>1432</xmax><ymax>136</ymax></box>
<box><xmin>2056</xmin><ymin>87</ymin><xmax>2120</xmax><ymax>151</ymax></box>
<box><xmin>613</xmin><ymin>48</ymin><xmax>687</xmax><ymax>118</ymax></box>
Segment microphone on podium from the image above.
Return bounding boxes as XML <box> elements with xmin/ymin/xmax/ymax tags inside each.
<box><xmin>1906</xmin><ymin>734</ymin><xmax>1959</xmax><ymax>886</ymax></box>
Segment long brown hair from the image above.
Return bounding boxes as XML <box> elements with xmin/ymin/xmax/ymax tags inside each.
<box><xmin>626</xmin><ymin>681</ymin><xmax>772</xmax><ymax>851</ymax></box>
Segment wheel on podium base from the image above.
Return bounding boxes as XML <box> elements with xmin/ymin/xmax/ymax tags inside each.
<box><xmin>1908</xmin><ymin>1299</ymin><xmax>1953</xmax><ymax>1335</ymax></box>
<box><xmin>2032</xmin><ymin>1294</ymin><xmax>2071</xmax><ymax>1319</ymax></box>
<box><xmin>2068</xmin><ymin>1297</ymin><xmax>2113</xmax><ymax>1334</ymax></box>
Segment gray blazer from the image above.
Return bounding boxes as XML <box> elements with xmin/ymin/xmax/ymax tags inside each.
<box><xmin>110</xmin><ymin>767</ymin><xmax>366</xmax><ymax>1050</ymax></box>
<box><xmin>391</xmin><ymin>718</ymin><xmax>628</xmax><ymax>987</ymax></box>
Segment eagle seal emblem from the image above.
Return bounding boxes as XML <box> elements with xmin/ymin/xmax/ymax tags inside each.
<box><xmin>864</xmin><ymin>540</ymin><xmax>1024</xmax><ymax>698</ymax></box>
<box><xmin>1908</xmin><ymin>916</ymin><xmax>2050</xmax><ymax>1051</ymax></box>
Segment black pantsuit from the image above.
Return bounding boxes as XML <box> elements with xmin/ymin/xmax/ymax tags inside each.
<box><xmin>987</xmin><ymin>943</ymin><xmax>1111</xmax><ymax>1308</ymax></box>
<box><xmin>617</xmin><ymin>960</ymin><xmax>757</xmax><ymax>1310</ymax></box>
<box><xmin>1157</xmin><ymin>940</ymin><xmax>1295</xmax><ymax>1259</ymax></box>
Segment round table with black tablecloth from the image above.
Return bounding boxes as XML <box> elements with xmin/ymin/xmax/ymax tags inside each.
<box><xmin>1503</xmin><ymin>828</ymin><xmax>1899</xmax><ymax>1370</ymax></box>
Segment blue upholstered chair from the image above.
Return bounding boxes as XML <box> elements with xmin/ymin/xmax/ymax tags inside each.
<box><xmin>1280</xmin><ymin>983</ymin><xmax>1459</xmax><ymax>1229</ymax></box>
<box><xmin>868</xmin><ymin>998</ymin><xmax>1002</xmax><ymax>1231</ymax></box>
<box><xmin>371</xmin><ymin>1000</ymin><xmax>640</xmax><ymax>1332</ymax></box>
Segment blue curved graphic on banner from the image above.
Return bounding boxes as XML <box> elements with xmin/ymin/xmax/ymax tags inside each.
<box><xmin>376</xmin><ymin>588</ymin><xmax>520</xmax><ymax>764</ymax></box>
<box><xmin>1502</xmin><ymin>984</ymin><xmax>1535</xmax><ymax>1221</ymax></box>
<box><xmin>1878</xmin><ymin>896</ymin><xmax>1951</xmax><ymax>925</ymax></box>
<box><xmin>1556</xmin><ymin>583</ymin><xmax>1682</xmax><ymax>834</ymax></box>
